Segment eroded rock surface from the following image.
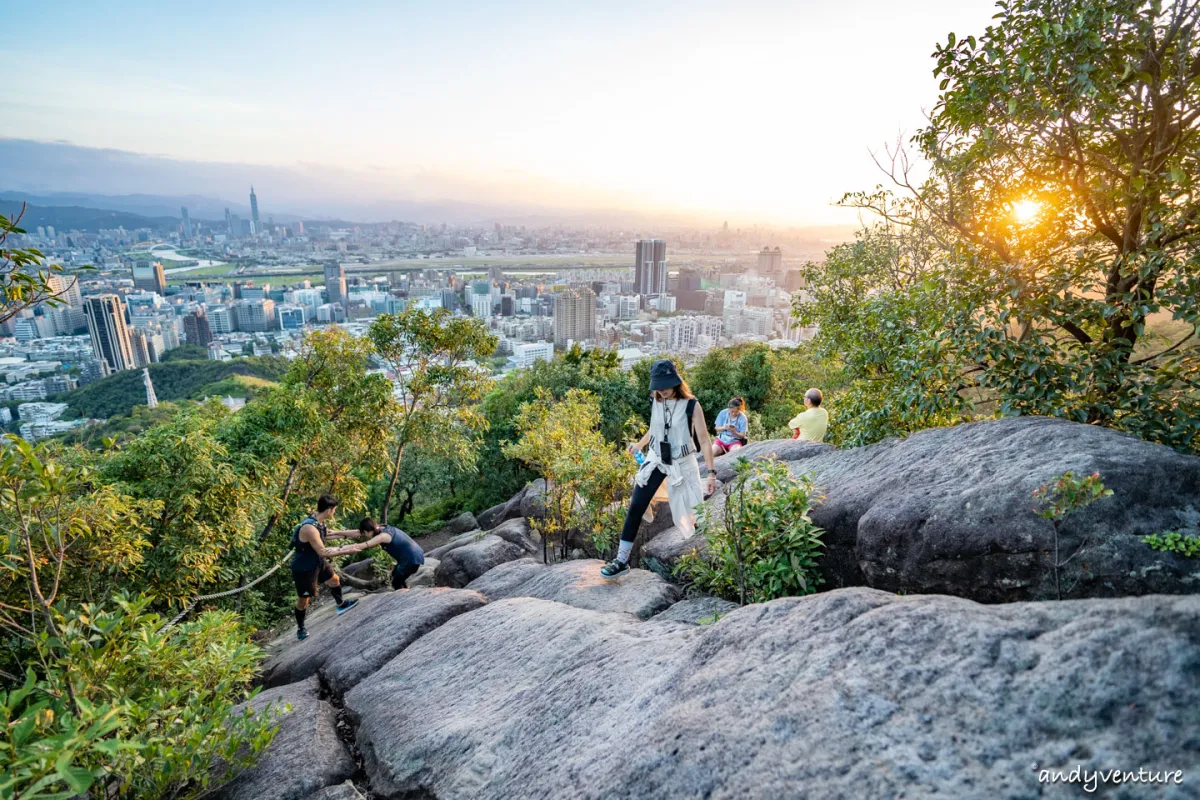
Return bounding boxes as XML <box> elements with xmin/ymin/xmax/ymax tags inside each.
<box><xmin>345</xmin><ymin>590</ymin><xmax>1200</xmax><ymax>800</ymax></box>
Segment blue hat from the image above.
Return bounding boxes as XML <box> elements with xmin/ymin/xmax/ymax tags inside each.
<box><xmin>649</xmin><ymin>359</ymin><xmax>682</xmax><ymax>390</ymax></box>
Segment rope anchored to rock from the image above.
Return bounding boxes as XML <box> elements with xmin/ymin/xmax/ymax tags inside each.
<box><xmin>156</xmin><ymin>549</ymin><xmax>294</xmax><ymax>634</ymax></box>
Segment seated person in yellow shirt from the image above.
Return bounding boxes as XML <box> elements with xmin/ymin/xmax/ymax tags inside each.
<box><xmin>789</xmin><ymin>388</ymin><xmax>829</xmax><ymax>443</ymax></box>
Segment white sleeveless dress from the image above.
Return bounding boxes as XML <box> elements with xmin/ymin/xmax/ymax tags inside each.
<box><xmin>638</xmin><ymin>399</ymin><xmax>705</xmax><ymax>535</ymax></box>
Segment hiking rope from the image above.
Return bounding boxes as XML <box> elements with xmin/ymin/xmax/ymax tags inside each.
<box><xmin>156</xmin><ymin>549</ymin><xmax>294</xmax><ymax>634</ymax></box>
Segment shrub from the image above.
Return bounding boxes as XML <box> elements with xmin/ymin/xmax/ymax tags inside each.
<box><xmin>678</xmin><ymin>458</ymin><xmax>825</xmax><ymax>605</ymax></box>
<box><xmin>1033</xmin><ymin>471</ymin><xmax>1114</xmax><ymax>600</ymax></box>
<box><xmin>0</xmin><ymin>596</ymin><xmax>278</xmax><ymax>800</ymax></box>
<box><xmin>1143</xmin><ymin>531</ymin><xmax>1200</xmax><ymax>559</ymax></box>
<box><xmin>503</xmin><ymin>388</ymin><xmax>634</xmax><ymax>561</ymax></box>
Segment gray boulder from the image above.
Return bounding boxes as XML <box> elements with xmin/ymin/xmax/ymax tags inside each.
<box><xmin>261</xmin><ymin>588</ymin><xmax>486</xmax><ymax>691</ymax></box>
<box><xmin>519</xmin><ymin>478</ymin><xmax>548</xmax><ymax>519</ymax></box>
<box><xmin>465</xmin><ymin>557</ymin><xmax>545</xmax><ymax>599</ymax></box>
<box><xmin>344</xmin><ymin>590</ymin><xmax>1200</xmax><ymax>800</ymax></box>
<box><xmin>434</xmin><ymin>535</ymin><xmax>527</xmax><ymax>588</ymax></box>
<box><xmin>465</xmin><ymin>559</ymin><xmax>680</xmax><ymax>619</ymax></box>
<box><xmin>212</xmin><ymin>676</ymin><xmax>354</xmax><ymax>800</ymax></box>
<box><xmin>302</xmin><ymin>782</ymin><xmax>365</xmax><ymax>800</ymax></box>
<box><xmin>425</xmin><ymin>517</ymin><xmax>534</xmax><ymax>563</ymax></box>
<box><xmin>440</xmin><ymin>511</ymin><xmax>480</xmax><ymax>536</ymax></box>
<box><xmin>789</xmin><ymin>416</ymin><xmax>1200</xmax><ymax>601</ymax></box>
<box><xmin>652</xmin><ymin>595</ymin><xmax>739</xmax><ymax>624</ymax></box>
<box><xmin>476</xmin><ymin>485</ymin><xmax>529</xmax><ymax>531</ymax></box>
<box><xmin>406</xmin><ymin>557</ymin><xmax>439</xmax><ymax>588</ymax></box>
<box><xmin>426</xmin><ymin>529</ymin><xmax>486</xmax><ymax>560</ymax></box>
<box><xmin>488</xmin><ymin>516</ymin><xmax>542</xmax><ymax>556</ymax></box>
<box><xmin>708</xmin><ymin>437</ymin><xmax>833</xmax><ymax>481</ymax></box>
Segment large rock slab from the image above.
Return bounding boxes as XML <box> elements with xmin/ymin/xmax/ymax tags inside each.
<box><xmin>476</xmin><ymin>485</ymin><xmax>528</xmax><ymax>531</ymax></box>
<box><xmin>213</xmin><ymin>676</ymin><xmax>354</xmax><ymax>800</ymax></box>
<box><xmin>302</xmin><ymin>782</ymin><xmax>365</xmax><ymax>800</ymax></box>
<box><xmin>440</xmin><ymin>511</ymin><xmax>480</xmax><ymax>536</ymax></box>
<box><xmin>261</xmin><ymin>588</ymin><xmax>486</xmax><ymax>691</ymax></box>
<box><xmin>652</xmin><ymin>595</ymin><xmax>739</xmax><ymax>624</ymax></box>
<box><xmin>344</xmin><ymin>590</ymin><xmax>1200</xmax><ymax>800</ymax></box>
<box><xmin>788</xmin><ymin>416</ymin><xmax>1200</xmax><ymax>601</ymax></box>
<box><xmin>465</xmin><ymin>559</ymin><xmax>680</xmax><ymax>619</ymax></box>
<box><xmin>464</xmin><ymin>557</ymin><xmax>544</xmax><ymax>599</ymax></box>
<box><xmin>708</xmin><ymin>437</ymin><xmax>834</xmax><ymax>481</ymax></box>
<box><xmin>427</xmin><ymin>519</ymin><xmax>537</xmax><ymax>561</ymax></box>
<box><xmin>426</xmin><ymin>529</ymin><xmax>485</xmax><ymax>560</ymax></box>
<box><xmin>407</xmin><ymin>557</ymin><xmax>438</xmax><ymax>588</ymax></box>
<box><xmin>434</xmin><ymin>535</ymin><xmax>527</xmax><ymax>588</ymax></box>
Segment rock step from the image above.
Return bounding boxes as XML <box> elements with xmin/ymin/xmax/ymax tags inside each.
<box><xmin>343</xmin><ymin>589</ymin><xmax>1200</xmax><ymax>800</ymax></box>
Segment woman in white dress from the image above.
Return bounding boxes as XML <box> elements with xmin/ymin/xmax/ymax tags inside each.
<box><xmin>601</xmin><ymin>359</ymin><xmax>717</xmax><ymax>577</ymax></box>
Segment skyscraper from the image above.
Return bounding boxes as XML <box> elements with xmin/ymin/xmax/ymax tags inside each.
<box><xmin>84</xmin><ymin>295</ymin><xmax>135</xmax><ymax>373</ymax></box>
<box><xmin>635</xmin><ymin>239</ymin><xmax>668</xmax><ymax>297</ymax></box>
<box><xmin>132</xmin><ymin>258</ymin><xmax>167</xmax><ymax>296</ymax></box>
<box><xmin>323</xmin><ymin>263</ymin><xmax>347</xmax><ymax>309</ymax></box>
<box><xmin>552</xmin><ymin>287</ymin><xmax>597</xmax><ymax>350</ymax></box>
<box><xmin>181</xmin><ymin>206</ymin><xmax>193</xmax><ymax>239</ymax></box>
<box><xmin>249</xmin><ymin>186</ymin><xmax>260</xmax><ymax>234</ymax></box>
<box><xmin>757</xmin><ymin>246</ymin><xmax>783</xmax><ymax>276</ymax></box>
<box><xmin>183</xmin><ymin>310</ymin><xmax>214</xmax><ymax>347</ymax></box>
<box><xmin>46</xmin><ymin>274</ymin><xmax>82</xmax><ymax>308</ymax></box>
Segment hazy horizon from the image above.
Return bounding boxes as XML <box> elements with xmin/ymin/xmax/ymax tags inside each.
<box><xmin>3</xmin><ymin>0</ymin><xmax>998</xmax><ymax>226</ymax></box>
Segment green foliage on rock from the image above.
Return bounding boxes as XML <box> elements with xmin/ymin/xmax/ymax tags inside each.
<box><xmin>678</xmin><ymin>458</ymin><xmax>825</xmax><ymax>605</ymax></box>
<box><xmin>1143</xmin><ymin>531</ymin><xmax>1200</xmax><ymax>559</ymax></box>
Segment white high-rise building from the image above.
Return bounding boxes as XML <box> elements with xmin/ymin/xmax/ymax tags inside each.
<box><xmin>511</xmin><ymin>341</ymin><xmax>555</xmax><ymax>368</ymax></box>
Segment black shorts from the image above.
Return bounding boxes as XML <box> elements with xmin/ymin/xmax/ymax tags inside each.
<box><xmin>293</xmin><ymin>562</ymin><xmax>335</xmax><ymax>598</ymax></box>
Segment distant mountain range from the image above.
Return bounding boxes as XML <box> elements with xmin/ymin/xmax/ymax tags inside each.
<box><xmin>0</xmin><ymin>138</ymin><xmax>860</xmax><ymax>237</ymax></box>
<box><xmin>1</xmin><ymin>198</ymin><xmax>184</xmax><ymax>233</ymax></box>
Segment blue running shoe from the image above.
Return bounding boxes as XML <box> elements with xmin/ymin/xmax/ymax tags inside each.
<box><xmin>335</xmin><ymin>598</ymin><xmax>359</xmax><ymax>615</ymax></box>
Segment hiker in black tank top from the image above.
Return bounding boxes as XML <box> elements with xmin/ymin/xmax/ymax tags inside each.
<box><xmin>358</xmin><ymin>518</ymin><xmax>426</xmax><ymax>590</ymax></box>
<box><xmin>290</xmin><ymin>494</ymin><xmax>379</xmax><ymax>641</ymax></box>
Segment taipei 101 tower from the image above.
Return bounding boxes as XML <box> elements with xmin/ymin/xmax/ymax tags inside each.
<box><xmin>249</xmin><ymin>186</ymin><xmax>260</xmax><ymax>234</ymax></box>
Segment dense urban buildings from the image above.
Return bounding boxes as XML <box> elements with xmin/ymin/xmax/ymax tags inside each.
<box><xmin>3</xmin><ymin>203</ymin><xmax>824</xmax><ymax>442</ymax></box>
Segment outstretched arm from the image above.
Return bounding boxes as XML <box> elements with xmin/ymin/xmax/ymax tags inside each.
<box><xmin>301</xmin><ymin>525</ymin><xmax>369</xmax><ymax>559</ymax></box>
<box><xmin>693</xmin><ymin>403</ymin><xmax>718</xmax><ymax>492</ymax></box>
<box><xmin>325</xmin><ymin>528</ymin><xmax>364</xmax><ymax>541</ymax></box>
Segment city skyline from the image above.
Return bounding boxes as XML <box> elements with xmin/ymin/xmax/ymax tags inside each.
<box><xmin>2</xmin><ymin>0</ymin><xmax>997</xmax><ymax>226</ymax></box>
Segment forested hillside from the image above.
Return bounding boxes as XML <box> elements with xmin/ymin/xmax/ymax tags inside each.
<box><xmin>49</xmin><ymin>355</ymin><xmax>289</xmax><ymax>419</ymax></box>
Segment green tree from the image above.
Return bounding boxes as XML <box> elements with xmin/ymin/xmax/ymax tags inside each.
<box><xmin>503</xmin><ymin>388</ymin><xmax>635</xmax><ymax>560</ymax></box>
<box><xmin>368</xmin><ymin>308</ymin><xmax>497</xmax><ymax>522</ymax></box>
<box><xmin>224</xmin><ymin>328</ymin><xmax>396</xmax><ymax>547</ymax></box>
<box><xmin>0</xmin><ymin>438</ymin><xmax>277</xmax><ymax>800</ymax></box>
<box><xmin>98</xmin><ymin>404</ymin><xmax>265</xmax><ymax>606</ymax></box>
<box><xmin>795</xmin><ymin>210</ymin><xmax>975</xmax><ymax>446</ymax></box>
<box><xmin>837</xmin><ymin>0</ymin><xmax>1200</xmax><ymax>452</ymax></box>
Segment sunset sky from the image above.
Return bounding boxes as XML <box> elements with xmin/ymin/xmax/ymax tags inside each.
<box><xmin>3</xmin><ymin>0</ymin><xmax>998</xmax><ymax>225</ymax></box>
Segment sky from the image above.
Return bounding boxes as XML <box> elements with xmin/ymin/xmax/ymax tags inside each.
<box><xmin>2</xmin><ymin>0</ymin><xmax>1000</xmax><ymax>226</ymax></box>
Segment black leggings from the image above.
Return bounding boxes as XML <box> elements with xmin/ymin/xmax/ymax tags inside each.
<box><xmin>620</xmin><ymin>467</ymin><xmax>667</xmax><ymax>543</ymax></box>
<box><xmin>391</xmin><ymin>562</ymin><xmax>420</xmax><ymax>590</ymax></box>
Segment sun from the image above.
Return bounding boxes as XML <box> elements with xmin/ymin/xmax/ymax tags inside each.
<box><xmin>1011</xmin><ymin>199</ymin><xmax>1042</xmax><ymax>224</ymax></box>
